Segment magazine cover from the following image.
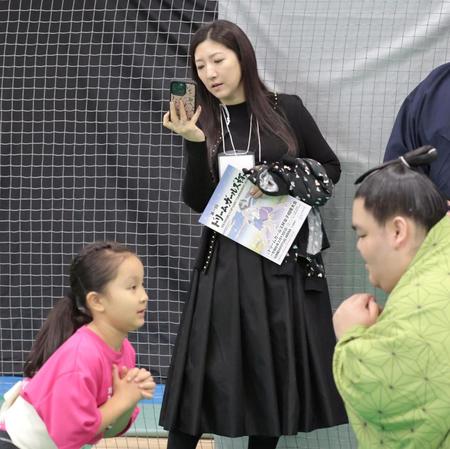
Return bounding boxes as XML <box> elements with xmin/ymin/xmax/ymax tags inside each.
<box><xmin>199</xmin><ymin>165</ymin><xmax>311</xmax><ymax>265</ymax></box>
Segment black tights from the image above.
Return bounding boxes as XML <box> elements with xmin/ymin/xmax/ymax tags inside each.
<box><xmin>0</xmin><ymin>431</ymin><xmax>19</xmax><ymax>449</ymax></box>
<box><xmin>247</xmin><ymin>435</ymin><xmax>279</xmax><ymax>449</ymax></box>
<box><xmin>168</xmin><ymin>429</ymin><xmax>279</xmax><ymax>449</ymax></box>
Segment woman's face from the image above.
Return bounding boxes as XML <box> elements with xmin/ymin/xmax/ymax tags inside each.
<box><xmin>194</xmin><ymin>39</ymin><xmax>245</xmax><ymax>105</ymax></box>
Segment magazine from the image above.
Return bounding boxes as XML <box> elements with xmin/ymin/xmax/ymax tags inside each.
<box><xmin>199</xmin><ymin>165</ymin><xmax>311</xmax><ymax>265</ymax></box>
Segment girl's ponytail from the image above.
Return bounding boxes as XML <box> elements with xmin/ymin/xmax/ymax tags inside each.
<box><xmin>23</xmin><ymin>293</ymin><xmax>91</xmax><ymax>378</ymax></box>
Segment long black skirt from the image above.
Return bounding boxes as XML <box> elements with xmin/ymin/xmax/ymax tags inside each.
<box><xmin>159</xmin><ymin>235</ymin><xmax>347</xmax><ymax>437</ymax></box>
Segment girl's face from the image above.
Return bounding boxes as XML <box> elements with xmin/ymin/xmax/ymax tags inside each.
<box><xmin>98</xmin><ymin>254</ymin><xmax>148</xmax><ymax>336</ymax></box>
<box><xmin>194</xmin><ymin>39</ymin><xmax>245</xmax><ymax>105</ymax></box>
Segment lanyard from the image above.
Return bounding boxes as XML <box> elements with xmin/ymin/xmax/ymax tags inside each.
<box><xmin>220</xmin><ymin>104</ymin><xmax>261</xmax><ymax>160</ymax></box>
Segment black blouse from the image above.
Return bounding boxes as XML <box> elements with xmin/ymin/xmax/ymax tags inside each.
<box><xmin>182</xmin><ymin>94</ymin><xmax>340</xmax><ymax>213</ymax></box>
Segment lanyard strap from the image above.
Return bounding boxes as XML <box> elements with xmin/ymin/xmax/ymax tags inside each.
<box><xmin>220</xmin><ymin>104</ymin><xmax>261</xmax><ymax>160</ymax></box>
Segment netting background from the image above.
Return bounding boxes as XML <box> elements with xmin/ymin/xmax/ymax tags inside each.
<box><xmin>219</xmin><ymin>0</ymin><xmax>450</xmax><ymax>317</ymax></box>
<box><xmin>1</xmin><ymin>0</ymin><xmax>450</xmax><ymax>446</ymax></box>
<box><xmin>0</xmin><ymin>0</ymin><xmax>217</xmax><ymax>380</ymax></box>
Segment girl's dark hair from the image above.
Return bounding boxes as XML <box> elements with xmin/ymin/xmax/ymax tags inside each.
<box><xmin>190</xmin><ymin>20</ymin><xmax>297</xmax><ymax>168</ymax></box>
<box><xmin>355</xmin><ymin>147</ymin><xmax>447</xmax><ymax>230</ymax></box>
<box><xmin>24</xmin><ymin>241</ymin><xmax>134</xmax><ymax>377</ymax></box>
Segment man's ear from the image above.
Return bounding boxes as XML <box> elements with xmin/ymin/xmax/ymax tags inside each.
<box><xmin>390</xmin><ymin>216</ymin><xmax>409</xmax><ymax>249</ymax></box>
<box><xmin>86</xmin><ymin>291</ymin><xmax>105</xmax><ymax>313</ymax></box>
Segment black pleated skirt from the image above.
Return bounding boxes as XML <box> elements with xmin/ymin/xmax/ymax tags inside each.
<box><xmin>159</xmin><ymin>235</ymin><xmax>347</xmax><ymax>437</ymax></box>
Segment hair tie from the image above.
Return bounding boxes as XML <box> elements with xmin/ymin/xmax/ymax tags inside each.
<box><xmin>354</xmin><ymin>145</ymin><xmax>438</xmax><ymax>184</ymax></box>
<box><xmin>399</xmin><ymin>156</ymin><xmax>411</xmax><ymax>168</ymax></box>
<box><xmin>67</xmin><ymin>289</ymin><xmax>87</xmax><ymax>314</ymax></box>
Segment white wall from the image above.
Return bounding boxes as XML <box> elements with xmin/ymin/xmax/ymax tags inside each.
<box><xmin>221</xmin><ymin>0</ymin><xmax>450</xmax><ymax>305</ymax></box>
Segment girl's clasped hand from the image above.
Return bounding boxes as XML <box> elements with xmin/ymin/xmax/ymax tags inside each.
<box><xmin>113</xmin><ymin>365</ymin><xmax>156</xmax><ymax>402</ymax></box>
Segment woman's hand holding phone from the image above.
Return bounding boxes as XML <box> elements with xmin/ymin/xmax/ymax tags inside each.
<box><xmin>163</xmin><ymin>100</ymin><xmax>205</xmax><ymax>142</ymax></box>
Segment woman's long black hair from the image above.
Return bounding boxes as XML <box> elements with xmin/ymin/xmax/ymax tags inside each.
<box><xmin>189</xmin><ymin>20</ymin><xmax>298</xmax><ymax>169</ymax></box>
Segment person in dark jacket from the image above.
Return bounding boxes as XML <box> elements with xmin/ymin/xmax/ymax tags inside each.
<box><xmin>161</xmin><ymin>19</ymin><xmax>347</xmax><ymax>449</ymax></box>
<box><xmin>384</xmin><ymin>63</ymin><xmax>450</xmax><ymax>200</ymax></box>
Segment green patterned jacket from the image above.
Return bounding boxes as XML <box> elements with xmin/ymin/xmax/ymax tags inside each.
<box><xmin>333</xmin><ymin>216</ymin><xmax>450</xmax><ymax>449</ymax></box>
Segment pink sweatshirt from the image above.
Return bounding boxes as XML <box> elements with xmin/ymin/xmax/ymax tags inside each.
<box><xmin>12</xmin><ymin>326</ymin><xmax>139</xmax><ymax>448</ymax></box>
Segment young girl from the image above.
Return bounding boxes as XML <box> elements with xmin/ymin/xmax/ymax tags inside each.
<box><xmin>0</xmin><ymin>241</ymin><xmax>155</xmax><ymax>449</ymax></box>
<box><xmin>161</xmin><ymin>19</ymin><xmax>347</xmax><ymax>449</ymax></box>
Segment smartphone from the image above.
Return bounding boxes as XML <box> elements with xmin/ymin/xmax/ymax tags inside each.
<box><xmin>170</xmin><ymin>80</ymin><xmax>196</xmax><ymax>120</ymax></box>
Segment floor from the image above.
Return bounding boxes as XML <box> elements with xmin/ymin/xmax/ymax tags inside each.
<box><xmin>94</xmin><ymin>437</ymin><xmax>214</xmax><ymax>449</ymax></box>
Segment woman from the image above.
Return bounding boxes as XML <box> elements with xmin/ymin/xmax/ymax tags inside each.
<box><xmin>333</xmin><ymin>147</ymin><xmax>449</xmax><ymax>449</ymax></box>
<box><xmin>161</xmin><ymin>20</ymin><xmax>347</xmax><ymax>449</ymax></box>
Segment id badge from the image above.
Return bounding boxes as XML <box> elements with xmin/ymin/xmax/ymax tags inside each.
<box><xmin>218</xmin><ymin>152</ymin><xmax>255</xmax><ymax>178</ymax></box>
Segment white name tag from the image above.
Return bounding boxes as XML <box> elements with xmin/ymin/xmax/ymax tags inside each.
<box><xmin>218</xmin><ymin>152</ymin><xmax>255</xmax><ymax>179</ymax></box>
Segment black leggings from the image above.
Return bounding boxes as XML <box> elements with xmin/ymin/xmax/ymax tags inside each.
<box><xmin>0</xmin><ymin>431</ymin><xmax>19</xmax><ymax>449</ymax></box>
<box><xmin>168</xmin><ymin>429</ymin><xmax>279</xmax><ymax>449</ymax></box>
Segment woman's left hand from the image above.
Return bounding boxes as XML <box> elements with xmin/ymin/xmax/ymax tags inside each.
<box><xmin>249</xmin><ymin>185</ymin><xmax>263</xmax><ymax>198</ymax></box>
<box><xmin>246</xmin><ymin>165</ymin><xmax>264</xmax><ymax>198</ymax></box>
